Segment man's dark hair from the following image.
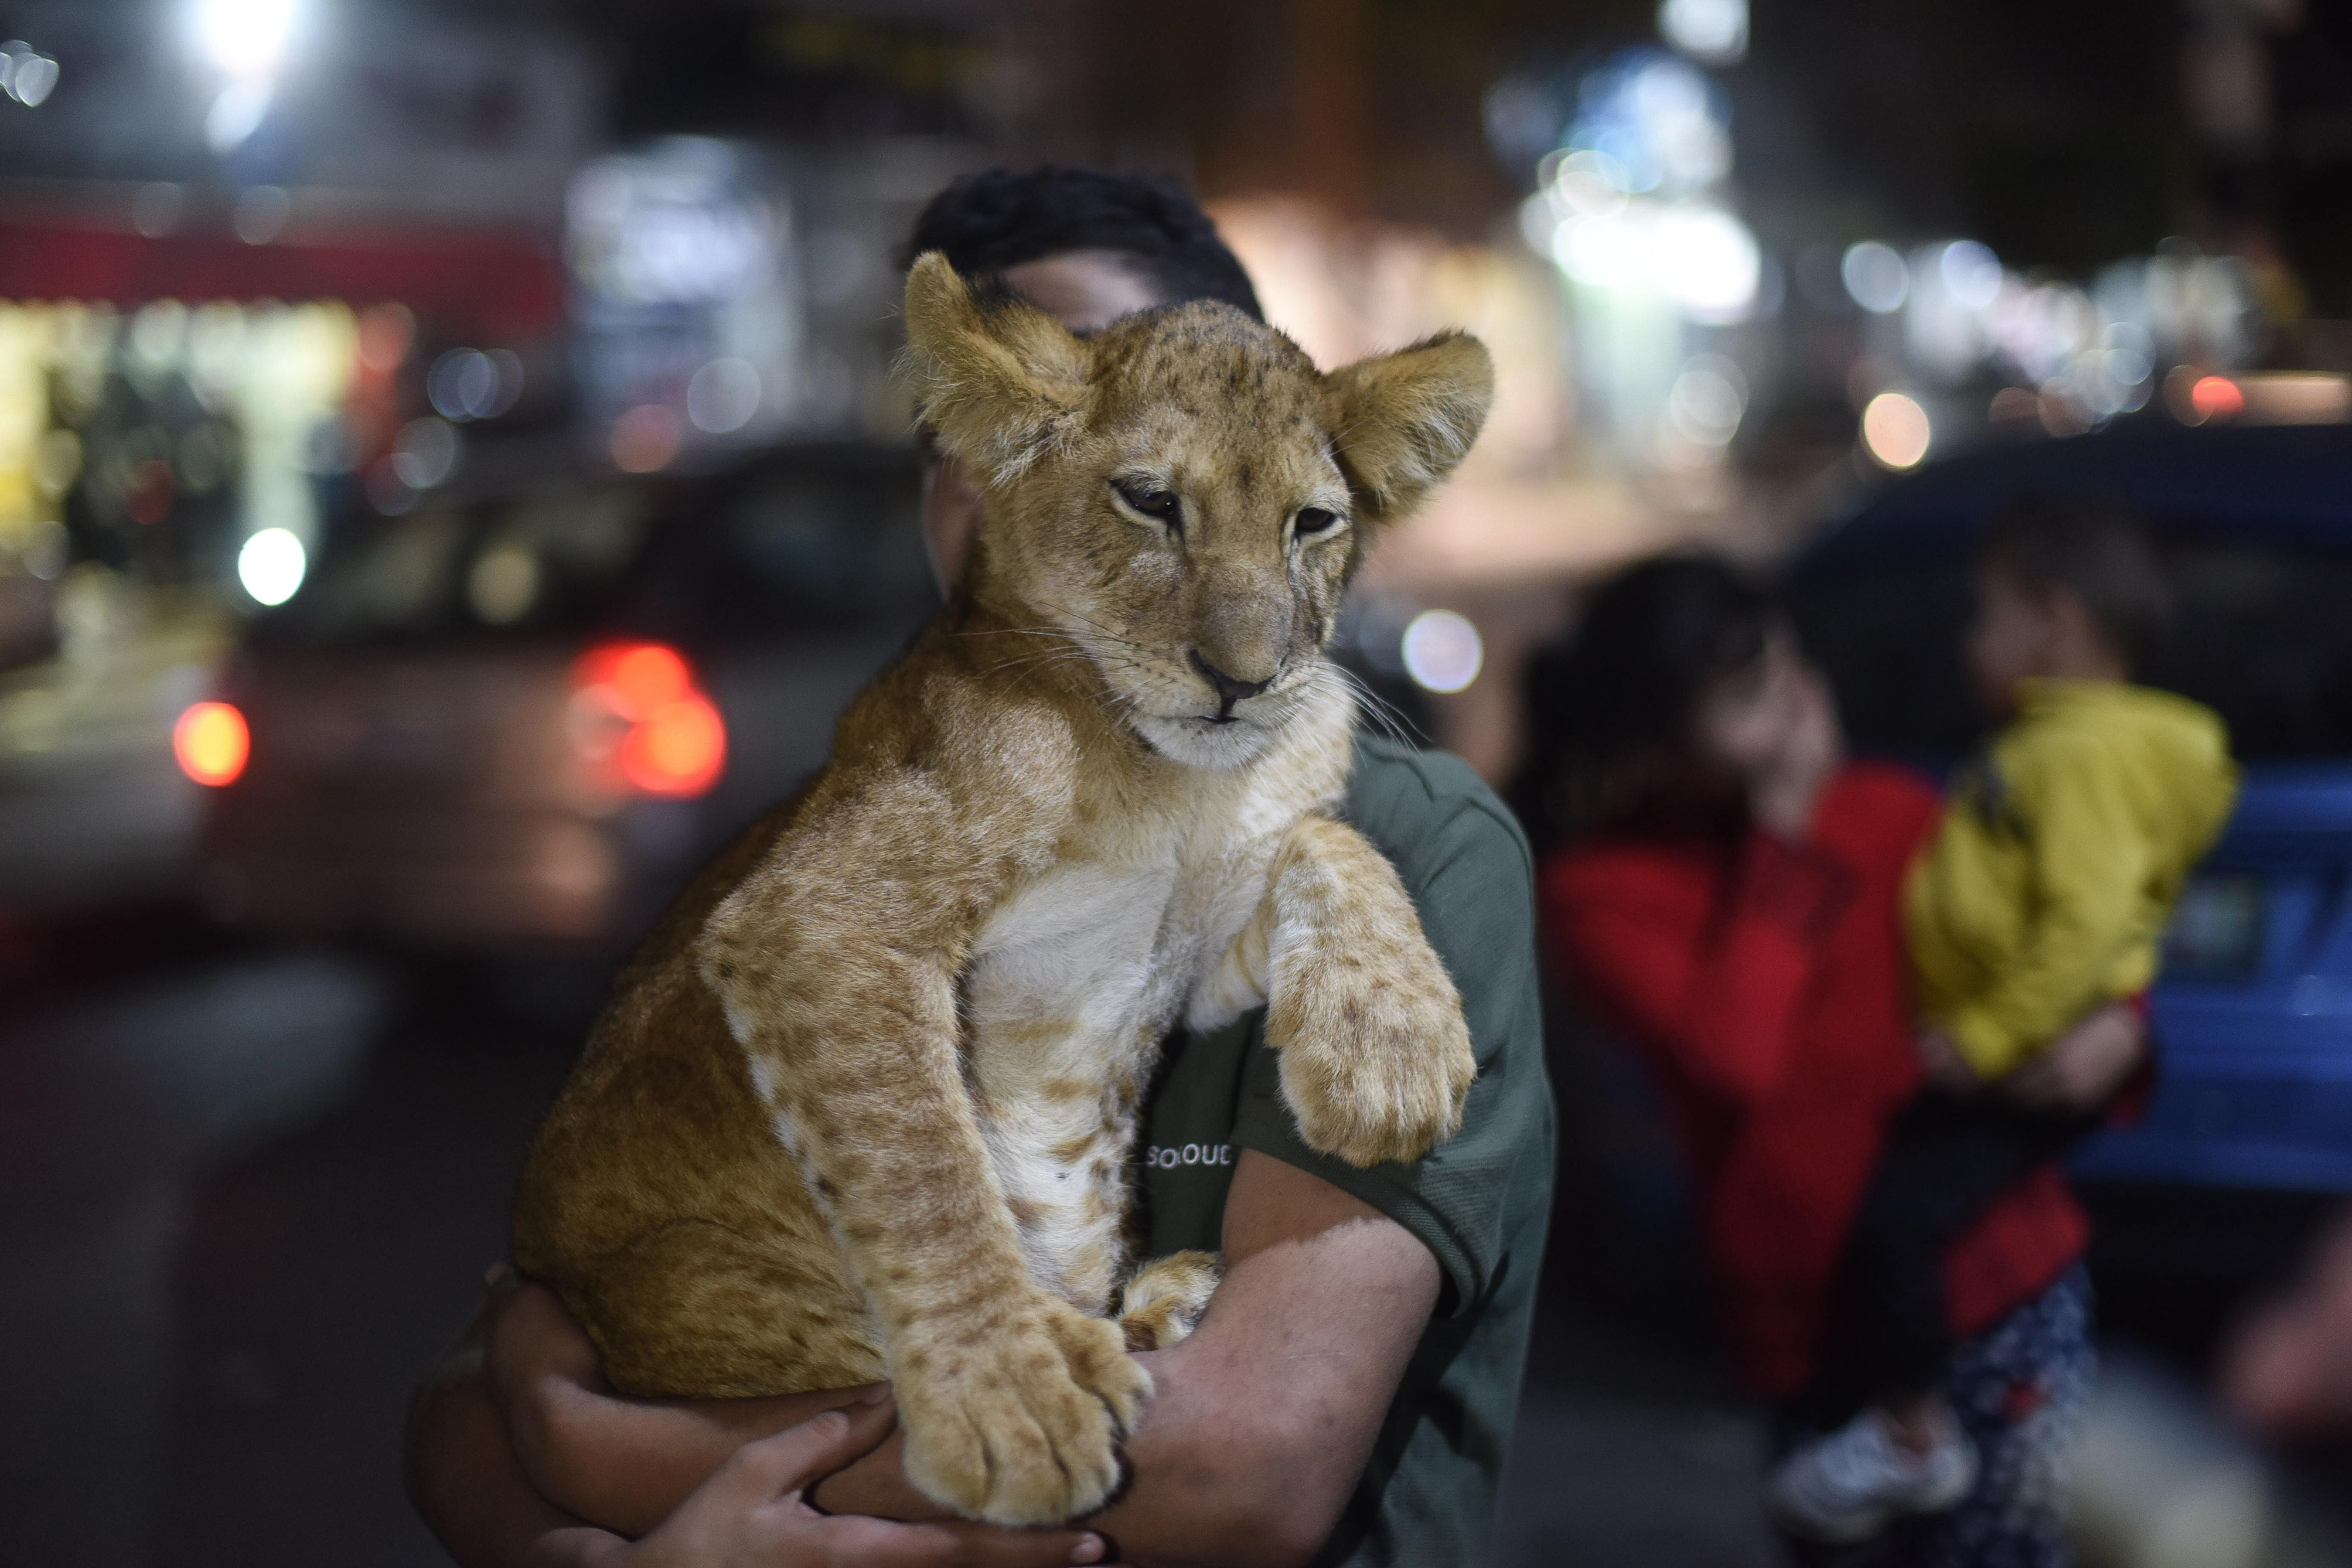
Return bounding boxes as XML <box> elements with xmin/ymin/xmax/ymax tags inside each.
<box><xmin>1509</xmin><ymin>553</ymin><xmax>1778</xmax><ymax>853</ymax></box>
<box><xmin>1980</xmin><ymin>495</ymin><xmax>2170</xmax><ymax>669</ymax></box>
<box><xmin>900</xmin><ymin>167</ymin><xmax>1263</xmax><ymax>321</ymax></box>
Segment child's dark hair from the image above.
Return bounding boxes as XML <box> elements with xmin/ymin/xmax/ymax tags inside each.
<box><xmin>900</xmin><ymin>167</ymin><xmax>1264</xmax><ymax>322</ymax></box>
<box><xmin>1980</xmin><ymin>496</ymin><xmax>2170</xmax><ymax>669</ymax></box>
<box><xmin>1511</xmin><ymin>553</ymin><xmax>1777</xmax><ymax>855</ymax></box>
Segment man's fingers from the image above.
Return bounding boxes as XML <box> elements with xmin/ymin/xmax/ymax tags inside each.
<box><xmin>726</xmin><ymin>1398</ymin><xmax>899</xmax><ymax>1500</ymax></box>
<box><xmin>818</xmin><ymin>1514</ymin><xmax>1115</xmax><ymax>1568</ymax></box>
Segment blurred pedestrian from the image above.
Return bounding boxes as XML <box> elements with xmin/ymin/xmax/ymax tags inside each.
<box><xmin>2223</xmin><ymin>1205</ymin><xmax>2352</xmax><ymax>1437</ymax></box>
<box><xmin>1765</xmin><ymin>501</ymin><xmax>2235</xmax><ymax>1541</ymax></box>
<box><xmin>407</xmin><ymin>167</ymin><xmax>1554</xmax><ymax>1567</ymax></box>
<box><xmin>1524</xmin><ymin>553</ymin><xmax>2146</xmax><ymax>1566</ymax></box>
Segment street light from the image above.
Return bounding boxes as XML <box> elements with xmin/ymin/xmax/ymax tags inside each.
<box><xmin>194</xmin><ymin>0</ymin><xmax>301</xmax><ymax>78</ymax></box>
<box><xmin>190</xmin><ymin>0</ymin><xmax>304</xmax><ymax>151</ymax></box>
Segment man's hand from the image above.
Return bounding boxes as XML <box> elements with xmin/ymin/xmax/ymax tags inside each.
<box><xmin>409</xmin><ymin>1274</ymin><xmax>1120</xmax><ymax>1568</ymax></box>
<box><xmin>605</xmin><ymin>1399</ymin><xmax>1115</xmax><ymax>1568</ymax></box>
<box><xmin>1998</xmin><ymin>1000</ymin><xmax>2146</xmax><ymax>1111</ymax></box>
<box><xmin>1914</xmin><ymin>1027</ymin><xmax>1979</xmax><ymax>1093</ymax></box>
<box><xmin>482</xmin><ymin>1268</ymin><xmax>884</xmax><ymax>1537</ymax></box>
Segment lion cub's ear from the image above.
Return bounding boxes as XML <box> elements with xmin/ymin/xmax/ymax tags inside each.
<box><xmin>1323</xmin><ymin>332</ymin><xmax>1493</xmax><ymax>524</ymax></box>
<box><xmin>901</xmin><ymin>251</ymin><xmax>1090</xmax><ymax>485</ymax></box>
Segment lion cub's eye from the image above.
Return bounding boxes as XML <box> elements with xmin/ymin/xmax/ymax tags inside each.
<box><xmin>1111</xmin><ymin>480</ymin><xmax>1182</xmax><ymax>528</ymax></box>
<box><xmin>1294</xmin><ymin>507</ymin><xmax>1340</xmax><ymax>536</ymax></box>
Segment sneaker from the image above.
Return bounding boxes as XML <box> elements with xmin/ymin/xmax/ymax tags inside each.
<box><xmin>1764</xmin><ymin>1408</ymin><xmax>1979</xmax><ymax>1543</ymax></box>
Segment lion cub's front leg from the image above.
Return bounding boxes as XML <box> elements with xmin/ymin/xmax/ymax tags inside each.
<box><xmin>1256</xmin><ymin>816</ymin><xmax>1476</xmax><ymax>1167</ymax></box>
<box><xmin>700</xmin><ymin>842</ymin><xmax>1150</xmax><ymax>1526</ymax></box>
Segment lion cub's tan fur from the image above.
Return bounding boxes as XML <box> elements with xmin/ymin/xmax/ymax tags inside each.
<box><xmin>512</xmin><ymin>255</ymin><xmax>1492</xmax><ymax>1526</ymax></box>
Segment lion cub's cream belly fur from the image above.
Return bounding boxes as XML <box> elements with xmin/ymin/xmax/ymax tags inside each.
<box><xmin>957</xmin><ymin>691</ymin><xmax>1349</xmax><ymax>1309</ymax></box>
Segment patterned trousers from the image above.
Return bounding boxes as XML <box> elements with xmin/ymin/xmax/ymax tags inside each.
<box><xmin>1777</xmin><ymin>1265</ymin><xmax>2098</xmax><ymax>1568</ymax></box>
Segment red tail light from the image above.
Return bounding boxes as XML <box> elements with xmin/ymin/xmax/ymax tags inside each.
<box><xmin>2190</xmin><ymin>375</ymin><xmax>2245</xmax><ymax>423</ymax></box>
<box><xmin>174</xmin><ymin>701</ymin><xmax>250</xmax><ymax>787</ymax></box>
<box><xmin>570</xmin><ymin>641</ymin><xmax>726</xmax><ymax>799</ymax></box>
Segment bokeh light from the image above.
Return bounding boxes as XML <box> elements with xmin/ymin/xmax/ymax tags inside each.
<box><xmin>621</xmin><ymin>692</ymin><xmax>727</xmax><ymax>797</ymax></box>
<box><xmin>390</xmin><ymin>418</ymin><xmax>461</xmax><ymax>489</ymax></box>
<box><xmin>1668</xmin><ymin>355</ymin><xmax>1747</xmax><ymax>446</ymax></box>
<box><xmin>611</xmin><ymin>404</ymin><xmax>682</xmax><ymax>472</ymax></box>
<box><xmin>574</xmin><ymin>642</ymin><xmax>694</xmax><ymax>720</ymax></box>
<box><xmin>1860</xmin><ymin>392</ymin><xmax>1932</xmax><ymax>469</ymax></box>
<box><xmin>193</xmin><ymin>0</ymin><xmax>303</xmax><ymax>78</ymax></box>
<box><xmin>429</xmin><ymin>349</ymin><xmax>525</xmax><ymax>421</ymax></box>
<box><xmin>571</xmin><ymin>643</ymin><xmax>726</xmax><ymax>799</ymax></box>
<box><xmin>1401</xmin><ymin>610</ymin><xmax>1485</xmax><ymax>694</ymax></box>
<box><xmin>1550</xmin><ymin>202</ymin><xmax>1759</xmax><ymax>322</ymax></box>
<box><xmin>237</xmin><ymin>527</ymin><xmax>306</xmax><ymax>605</ymax></box>
<box><xmin>1655</xmin><ymin>205</ymin><xmax>1760</xmax><ymax>322</ymax></box>
<box><xmin>232</xmin><ymin>185</ymin><xmax>289</xmax><ymax>244</ymax></box>
<box><xmin>1658</xmin><ymin>0</ymin><xmax>1747</xmax><ymax>64</ymax></box>
<box><xmin>468</xmin><ymin>542</ymin><xmax>540</xmax><ymax>624</ymax></box>
<box><xmin>355</xmin><ymin>303</ymin><xmax>416</xmax><ymax>374</ymax></box>
<box><xmin>1841</xmin><ymin>242</ymin><xmax>1910</xmax><ymax>314</ymax></box>
<box><xmin>2191</xmin><ymin>375</ymin><xmax>2245</xmax><ymax>423</ymax></box>
<box><xmin>1938</xmin><ymin>240</ymin><xmax>2004</xmax><ymax>309</ymax></box>
<box><xmin>1</xmin><ymin>41</ymin><xmax>60</xmax><ymax>106</ymax></box>
<box><xmin>173</xmin><ymin>702</ymin><xmax>250</xmax><ymax>787</ymax></box>
<box><xmin>687</xmin><ymin>358</ymin><xmax>762</xmax><ymax>434</ymax></box>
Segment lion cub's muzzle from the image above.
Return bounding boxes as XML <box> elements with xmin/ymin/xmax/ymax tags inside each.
<box><xmin>1188</xmin><ymin>649</ymin><xmax>1274</xmax><ymax>723</ymax></box>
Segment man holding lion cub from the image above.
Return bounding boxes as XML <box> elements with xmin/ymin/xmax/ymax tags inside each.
<box><xmin>406</xmin><ymin>167</ymin><xmax>1552</xmax><ymax>1568</ymax></box>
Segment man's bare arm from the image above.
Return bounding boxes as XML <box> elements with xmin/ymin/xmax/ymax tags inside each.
<box><xmin>406</xmin><ymin>1300</ymin><xmax>616</xmax><ymax>1568</ymax></box>
<box><xmin>480</xmin><ymin>1150</ymin><xmax>1438</xmax><ymax>1568</ymax></box>
<box><xmin>481</xmin><ymin>1269</ymin><xmax>872</xmax><ymax>1535</ymax></box>
<box><xmin>812</xmin><ymin>1151</ymin><xmax>1440</xmax><ymax>1568</ymax></box>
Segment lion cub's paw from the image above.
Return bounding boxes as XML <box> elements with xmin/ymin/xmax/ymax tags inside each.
<box><xmin>1118</xmin><ymin>1251</ymin><xmax>1222</xmax><ymax>1351</ymax></box>
<box><xmin>894</xmin><ymin>1292</ymin><xmax>1152</xmax><ymax>1526</ymax></box>
<box><xmin>1269</xmin><ymin>925</ymin><xmax>1476</xmax><ymax>1169</ymax></box>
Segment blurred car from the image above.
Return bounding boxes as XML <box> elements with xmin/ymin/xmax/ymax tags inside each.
<box><xmin>1791</xmin><ymin>422</ymin><xmax>2352</xmax><ymax>1196</ymax></box>
<box><xmin>191</xmin><ymin>443</ymin><xmax>935</xmax><ymax>953</ymax></box>
<box><xmin>0</xmin><ymin>573</ymin><xmax>228</xmax><ymax>911</ymax></box>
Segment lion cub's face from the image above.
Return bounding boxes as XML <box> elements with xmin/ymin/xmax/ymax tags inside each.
<box><xmin>902</xmin><ymin>254</ymin><xmax>1492</xmax><ymax>769</ymax></box>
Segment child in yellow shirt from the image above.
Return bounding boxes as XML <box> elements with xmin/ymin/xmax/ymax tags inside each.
<box><xmin>1770</xmin><ymin>499</ymin><xmax>2237</xmax><ymax>1543</ymax></box>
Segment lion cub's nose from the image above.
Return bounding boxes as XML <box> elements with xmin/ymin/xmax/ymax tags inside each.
<box><xmin>1188</xmin><ymin>649</ymin><xmax>1274</xmax><ymax>716</ymax></box>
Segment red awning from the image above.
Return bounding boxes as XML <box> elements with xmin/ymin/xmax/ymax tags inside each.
<box><xmin>0</xmin><ymin>215</ymin><xmax>567</xmax><ymax>342</ymax></box>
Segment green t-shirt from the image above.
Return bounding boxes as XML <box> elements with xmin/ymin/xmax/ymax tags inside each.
<box><xmin>1135</xmin><ymin>734</ymin><xmax>1555</xmax><ymax>1568</ymax></box>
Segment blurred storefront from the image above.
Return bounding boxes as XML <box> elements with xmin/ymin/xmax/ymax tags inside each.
<box><xmin>0</xmin><ymin>0</ymin><xmax>1008</xmax><ymax>910</ymax></box>
<box><xmin>0</xmin><ymin>0</ymin><xmax>590</xmax><ymax>907</ymax></box>
<box><xmin>2</xmin><ymin>0</ymin><xmax>2347</xmax><ymax>851</ymax></box>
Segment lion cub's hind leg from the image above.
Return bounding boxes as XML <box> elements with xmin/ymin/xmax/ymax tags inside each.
<box><xmin>1261</xmin><ymin>816</ymin><xmax>1476</xmax><ymax>1169</ymax></box>
<box><xmin>1117</xmin><ymin>1250</ymin><xmax>1223</xmax><ymax>1351</ymax></box>
<box><xmin>562</xmin><ymin>1219</ymin><xmax>882</xmax><ymax>1399</ymax></box>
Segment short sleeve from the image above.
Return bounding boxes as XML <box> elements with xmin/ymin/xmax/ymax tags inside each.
<box><xmin>1225</xmin><ymin>745</ymin><xmax>1554</xmax><ymax>1317</ymax></box>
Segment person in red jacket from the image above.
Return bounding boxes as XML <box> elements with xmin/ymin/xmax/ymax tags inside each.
<box><xmin>1518</xmin><ymin>555</ymin><xmax>2149</xmax><ymax>1566</ymax></box>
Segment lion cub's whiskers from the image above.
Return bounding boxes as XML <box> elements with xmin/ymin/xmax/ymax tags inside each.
<box><xmin>1317</xmin><ymin>661</ymin><xmax>1424</xmax><ymax>748</ymax></box>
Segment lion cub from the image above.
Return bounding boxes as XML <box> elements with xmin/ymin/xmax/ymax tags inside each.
<box><xmin>512</xmin><ymin>254</ymin><xmax>1491</xmax><ymax>1527</ymax></box>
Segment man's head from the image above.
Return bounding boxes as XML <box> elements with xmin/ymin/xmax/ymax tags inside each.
<box><xmin>899</xmin><ymin>253</ymin><xmax>1490</xmax><ymax>769</ymax></box>
<box><xmin>1967</xmin><ymin>496</ymin><xmax>2168</xmax><ymax>712</ymax></box>
<box><xmin>901</xmin><ymin>167</ymin><xmax>1264</xmax><ymax>324</ymax></box>
<box><xmin>904</xmin><ymin>169</ymin><xmax>1264</xmax><ymax>592</ymax></box>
